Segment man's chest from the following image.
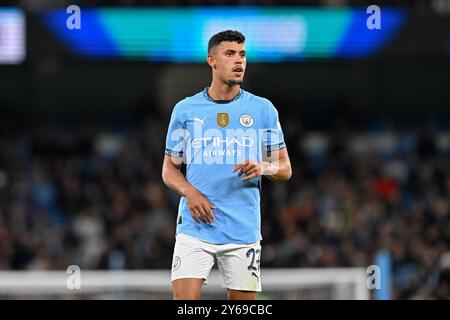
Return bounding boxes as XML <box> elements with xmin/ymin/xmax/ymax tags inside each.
<box><xmin>183</xmin><ymin>107</ymin><xmax>265</xmax><ymax>162</ymax></box>
<box><xmin>184</xmin><ymin>108</ymin><xmax>263</xmax><ymax>133</ymax></box>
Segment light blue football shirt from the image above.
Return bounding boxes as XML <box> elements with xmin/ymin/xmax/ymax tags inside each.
<box><xmin>165</xmin><ymin>88</ymin><xmax>286</xmax><ymax>244</ymax></box>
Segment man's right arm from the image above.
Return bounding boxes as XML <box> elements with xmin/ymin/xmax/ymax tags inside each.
<box><xmin>162</xmin><ymin>155</ymin><xmax>216</xmax><ymax>224</ymax></box>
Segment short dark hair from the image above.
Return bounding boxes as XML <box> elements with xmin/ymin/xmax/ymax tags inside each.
<box><xmin>208</xmin><ymin>30</ymin><xmax>245</xmax><ymax>53</ymax></box>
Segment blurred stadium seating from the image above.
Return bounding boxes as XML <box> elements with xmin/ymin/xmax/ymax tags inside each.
<box><xmin>0</xmin><ymin>109</ymin><xmax>448</xmax><ymax>299</ymax></box>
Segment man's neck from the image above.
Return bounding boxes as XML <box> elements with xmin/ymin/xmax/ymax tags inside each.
<box><xmin>208</xmin><ymin>81</ymin><xmax>241</xmax><ymax>101</ymax></box>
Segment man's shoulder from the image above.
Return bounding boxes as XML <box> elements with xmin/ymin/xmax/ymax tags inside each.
<box><xmin>243</xmin><ymin>90</ymin><xmax>275</xmax><ymax>110</ymax></box>
<box><xmin>173</xmin><ymin>90</ymin><xmax>205</xmax><ymax>111</ymax></box>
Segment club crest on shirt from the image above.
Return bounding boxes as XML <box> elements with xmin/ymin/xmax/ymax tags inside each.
<box><xmin>217</xmin><ymin>113</ymin><xmax>229</xmax><ymax>128</ymax></box>
<box><xmin>239</xmin><ymin>114</ymin><xmax>254</xmax><ymax>127</ymax></box>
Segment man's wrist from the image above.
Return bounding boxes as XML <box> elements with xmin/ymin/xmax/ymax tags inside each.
<box><xmin>181</xmin><ymin>184</ymin><xmax>195</xmax><ymax>198</ymax></box>
<box><xmin>261</xmin><ymin>161</ymin><xmax>277</xmax><ymax>176</ymax></box>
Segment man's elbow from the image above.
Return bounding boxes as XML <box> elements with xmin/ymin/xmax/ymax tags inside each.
<box><xmin>162</xmin><ymin>158</ymin><xmax>182</xmax><ymax>186</ymax></box>
<box><xmin>285</xmin><ymin>167</ymin><xmax>292</xmax><ymax>180</ymax></box>
<box><xmin>280</xmin><ymin>167</ymin><xmax>292</xmax><ymax>181</ymax></box>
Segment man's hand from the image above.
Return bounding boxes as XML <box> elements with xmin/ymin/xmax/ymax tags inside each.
<box><xmin>184</xmin><ymin>186</ymin><xmax>216</xmax><ymax>224</ymax></box>
<box><xmin>232</xmin><ymin>160</ymin><xmax>274</xmax><ymax>181</ymax></box>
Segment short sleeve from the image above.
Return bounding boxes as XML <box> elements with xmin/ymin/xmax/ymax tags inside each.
<box><xmin>165</xmin><ymin>102</ymin><xmax>186</xmax><ymax>157</ymax></box>
<box><xmin>262</xmin><ymin>100</ymin><xmax>286</xmax><ymax>152</ymax></box>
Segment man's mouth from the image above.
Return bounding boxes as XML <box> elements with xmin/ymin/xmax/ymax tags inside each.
<box><xmin>232</xmin><ymin>66</ymin><xmax>243</xmax><ymax>73</ymax></box>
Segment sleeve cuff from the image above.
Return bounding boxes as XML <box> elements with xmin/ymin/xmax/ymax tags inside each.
<box><xmin>266</xmin><ymin>142</ymin><xmax>286</xmax><ymax>152</ymax></box>
<box><xmin>165</xmin><ymin>148</ymin><xmax>184</xmax><ymax>157</ymax></box>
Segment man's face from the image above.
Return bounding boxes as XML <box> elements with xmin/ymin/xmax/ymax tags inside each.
<box><xmin>208</xmin><ymin>41</ymin><xmax>246</xmax><ymax>85</ymax></box>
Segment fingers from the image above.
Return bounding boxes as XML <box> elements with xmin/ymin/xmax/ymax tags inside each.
<box><xmin>233</xmin><ymin>160</ymin><xmax>264</xmax><ymax>181</ymax></box>
<box><xmin>190</xmin><ymin>203</ymin><xmax>216</xmax><ymax>224</ymax></box>
<box><xmin>206</xmin><ymin>198</ymin><xmax>217</xmax><ymax>210</ymax></box>
<box><xmin>232</xmin><ymin>164</ymin><xmax>240</xmax><ymax>173</ymax></box>
<box><xmin>186</xmin><ymin>189</ymin><xmax>217</xmax><ymax>224</ymax></box>
<box><xmin>198</xmin><ymin>199</ymin><xmax>217</xmax><ymax>224</ymax></box>
<box><xmin>190</xmin><ymin>207</ymin><xmax>208</xmax><ymax>224</ymax></box>
<box><xmin>238</xmin><ymin>163</ymin><xmax>255</xmax><ymax>177</ymax></box>
<box><xmin>242</xmin><ymin>168</ymin><xmax>258</xmax><ymax>177</ymax></box>
<box><xmin>232</xmin><ymin>159</ymin><xmax>249</xmax><ymax>173</ymax></box>
<box><xmin>234</xmin><ymin>160</ymin><xmax>255</xmax><ymax>176</ymax></box>
<box><xmin>204</xmin><ymin>200</ymin><xmax>216</xmax><ymax>222</ymax></box>
<box><xmin>202</xmin><ymin>203</ymin><xmax>216</xmax><ymax>223</ymax></box>
<box><xmin>241</xmin><ymin>173</ymin><xmax>259</xmax><ymax>181</ymax></box>
<box><xmin>241</xmin><ymin>171</ymin><xmax>259</xmax><ymax>181</ymax></box>
<box><xmin>240</xmin><ymin>162</ymin><xmax>261</xmax><ymax>177</ymax></box>
<box><xmin>196</xmin><ymin>206</ymin><xmax>210</xmax><ymax>224</ymax></box>
<box><xmin>191</xmin><ymin>209</ymin><xmax>201</xmax><ymax>224</ymax></box>
<box><xmin>204</xmin><ymin>205</ymin><xmax>217</xmax><ymax>224</ymax></box>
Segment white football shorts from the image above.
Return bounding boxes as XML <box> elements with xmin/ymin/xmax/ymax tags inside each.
<box><xmin>171</xmin><ymin>233</ymin><xmax>262</xmax><ymax>292</ymax></box>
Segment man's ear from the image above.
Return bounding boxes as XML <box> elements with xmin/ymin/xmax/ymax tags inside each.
<box><xmin>207</xmin><ymin>54</ymin><xmax>216</xmax><ymax>69</ymax></box>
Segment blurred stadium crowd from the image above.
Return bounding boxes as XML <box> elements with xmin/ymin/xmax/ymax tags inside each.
<box><xmin>0</xmin><ymin>102</ymin><xmax>448</xmax><ymax>300</ymax></box>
